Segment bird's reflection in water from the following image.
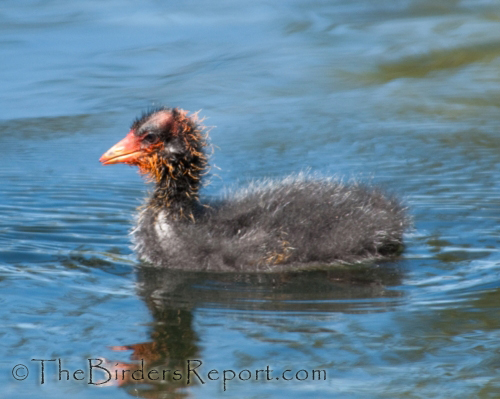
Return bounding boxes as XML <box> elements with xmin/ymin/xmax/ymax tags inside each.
<box><xmin>108</xmin><ymin>262</ymin><xmax>405</xmax><ymax>398</ymax></box>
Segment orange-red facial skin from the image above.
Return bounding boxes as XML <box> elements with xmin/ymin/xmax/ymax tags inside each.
<box><xmin>100</xmin><ymin>130</ymin><xmax>166</xmax><ymax>184</ymax></box>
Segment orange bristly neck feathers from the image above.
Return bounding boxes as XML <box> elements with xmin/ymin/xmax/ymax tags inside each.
<box><xmin>140</xmin><ymin>111</ymin><xmax>210</xmax><ymax>221</ymax></box>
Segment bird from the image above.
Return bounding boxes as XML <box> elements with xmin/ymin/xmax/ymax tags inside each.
<box><xmin>100</xmin><ymin>107</ymin><xmax>408</xmax><ymax>272</ymax></box>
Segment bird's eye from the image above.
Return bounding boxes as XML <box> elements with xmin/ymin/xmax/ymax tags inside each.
<box><xmin>142</xmin><ymin>133</ymin><xmax>157</xmax><ymax>143</ymax></box>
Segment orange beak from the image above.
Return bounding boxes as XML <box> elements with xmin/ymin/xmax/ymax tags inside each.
<box><xmin>100</xmin><ymin>131</ymin><xmax>143</xmax><ymax>165</ymax></box>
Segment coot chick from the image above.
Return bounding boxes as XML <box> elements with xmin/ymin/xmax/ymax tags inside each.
<box><xmin>100</xmin><ymin>108</ymin><xmax>408</xmax><ymax>272</ymax></box>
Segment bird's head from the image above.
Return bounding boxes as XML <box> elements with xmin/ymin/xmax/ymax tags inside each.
<box><xmin>100</xmin><ymin>107</ymin><xmax>208</xmax><ymax>185</ymax></box>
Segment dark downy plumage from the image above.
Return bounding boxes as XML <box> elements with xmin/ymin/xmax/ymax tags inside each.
<box><xmin>100</xmin><ymin>107</ymin><xmax>409</xmax><ymax>272</ymax></box>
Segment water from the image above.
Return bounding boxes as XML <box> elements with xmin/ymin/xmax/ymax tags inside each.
<box><xmin>2</xmin><ymin>0</ymin><xmax>500</xmax><ymax>397</ymax></box>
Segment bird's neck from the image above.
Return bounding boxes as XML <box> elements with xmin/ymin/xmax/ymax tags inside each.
<box><xmin>148</xmin><ymin>157</ymin><xmax>206</xmax><ymax>221</ymax></box>
<box><xmin>143</xmin><ymin>111</ymin><xmax>209</xmax><ymax>221</ymax></box>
